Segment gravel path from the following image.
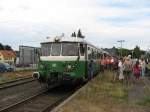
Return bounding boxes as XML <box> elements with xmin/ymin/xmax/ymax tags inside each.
<box><xmin>128</xmin><ymin>82</ymin><xmax>145</xmax><ymax>104</ymax></box>
<box><xmin>5</xmin><ymin>85</ymin><xmax>77</xmax><ymax>112</ymax></box>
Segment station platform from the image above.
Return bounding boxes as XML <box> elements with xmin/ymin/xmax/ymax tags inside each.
<box><xmin>52</xmin><ymin>71</ymin><xmax>150</xmax><ymax>112</ymax></box>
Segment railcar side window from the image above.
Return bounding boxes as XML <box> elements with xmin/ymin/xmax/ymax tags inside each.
<box><xmin>62</xmin><ymin>43</ymin><xmax>78</xmax><ymax>56</ymax></box>
<box><xmin>94</xmin><ymin>51</ymin><xmax>97</xmax><ymax>59</ymax></box>
<box><xmin>100</xmin><ymin>53</ymin><xmax>103</xmax><ymax>59</ymax></box>
<box><xmin>51</xmin><ymin>43</ymin><xmax>61</xmax><ymax>56</ymax></box>
<box><xmin>41</xmin><ymin>43</ymin><xmax>51</xmax><ymax>56</ymax></box>
<box><xmin>88</xmin><ymin>54</ymin><xmax>91</xmax><ymax>60</ymax></box>
<box><xmin>97</xmin><ymin>52</ymin><xmax>99</xmax><ymax>58</ymax></box>
<box><xmin>80</xmin><ymin>44</ymin><xmax>85</xmax><ymax>56</ymax></box>
<box><xmin>97</xmin><ymin>52</ymin><xmax>101</xmax><ymax>58</ymax></box>
<box><xmin>88</xmin><ymin>48</ymin><xmax>92</xmax><ymax>60</ymax></box>
<box><xmin>92</xmin><ymin>50</ymin><xmax>94</xmax><ymax>59</ymax></box>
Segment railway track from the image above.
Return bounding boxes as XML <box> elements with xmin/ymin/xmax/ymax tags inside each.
<box><xmin>0</xmin><ymin>85</ymin><xmax>78</xmax><ymax>112</ymax></box>
<box><xmin>0</xmin><ymin>77</ymin><xmax>35</xmax><ymax>90</ymax></box>
<box><xmin>0</xmin><ymin>77</ymin><xmax>45</xmax><ymax>110</ymax></box>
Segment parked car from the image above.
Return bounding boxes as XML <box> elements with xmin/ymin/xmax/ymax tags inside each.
<box><xmin>0</xmin><ymin>62</ymin><xmax>14</xmax><ymax>73</ymax></box>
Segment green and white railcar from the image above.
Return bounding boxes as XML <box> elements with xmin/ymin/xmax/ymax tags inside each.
<box><xmin>33</xmin><ymin>36</ymin><xmax>104</xmax><ymax>85</ymax></box>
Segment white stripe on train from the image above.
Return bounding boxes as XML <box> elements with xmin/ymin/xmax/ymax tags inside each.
<box><xmin>40</xmin><ymin>56</ymin><xmax>85</xmax><ymax>61</ymax></box>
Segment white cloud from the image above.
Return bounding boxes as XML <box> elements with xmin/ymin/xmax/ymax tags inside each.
<box><xmin>0</xmin><ymin>0</ymin><xmax>150</xmax><ymax>50</ymax></box>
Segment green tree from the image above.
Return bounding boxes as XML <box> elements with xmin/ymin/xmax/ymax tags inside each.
<box><xmin>73</xmin><ymin>32</ymin><xmax>76</xmax><ymax>37</ymax></box>
<box><xmin>77</xmin><ymin>29</ymin><xmax>85</xmax><ymax>38</ymax></box>
<box><xmin>121</xmin><ymin>49</ymin><xmax>129</xmax><ymax>57</ymax></box>
<box><xmin>0</xmin><ymin>43</ymin><xmax>4</xmax><ymax>50</ymax></box>
<box><xmin>133</xmin><ymin>45</ymin><xmax>141</xmax><ymax>58</ymax></box>
<box><xmin>4</xmin><ymin>45</ymin><xmax>13</xmax><ymax>51</ymax></box>
<box><xmin>71</xmin><ymin>33</ymin><xmax>74</xmax><ymax>37</ymax></box>
<box><xmin>77</xmin><ymin>29</ymin><xmax>81</xmax><ymax>37</ymax></box>
<box><xmin>115</xmin><ymin>48</ymin><xmax>131</xmax><ymax>57</ymax></box>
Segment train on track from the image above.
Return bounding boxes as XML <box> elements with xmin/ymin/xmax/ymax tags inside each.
<box><xmin>33</xmin><ymin>36</ymin><xmax>108</xmax><ymax>85</ymax></box>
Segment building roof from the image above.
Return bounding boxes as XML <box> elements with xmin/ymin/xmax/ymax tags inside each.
<box><xmin>0</xmin><ymin>50</ymin><xmax>16</xmax><ymax>58</ymax></box>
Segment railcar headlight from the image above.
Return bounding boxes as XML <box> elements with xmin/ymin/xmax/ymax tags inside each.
<box><xmin>67</xmin><ymin>65</ymin><xmax>72</xmax><ymax>69</ymax></box>
<box><xmin>72</xmin><ymin>65</ymin><xmax>75</xmax><ymax>68</ymax></box>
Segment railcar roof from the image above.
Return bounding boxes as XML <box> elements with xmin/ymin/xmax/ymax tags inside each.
<box><xmin>41</xmin><ymin>36</ymin><xmax>88</xmax><ymax>43</ymax></box>
<box><xmin>41</xmin><ymin>36</ymin><xmax>106</xmax><ymax>53</ymax></box>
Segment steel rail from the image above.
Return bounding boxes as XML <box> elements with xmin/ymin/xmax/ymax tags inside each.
<box><xmin>0</xmin><ymin>90</ymin><xmax>47</xmax><ymax>112</ymax></box>
<box><xmin>42</xmin><ymin>91</ymin><xmax>75</xmax><ymax>112</ymax></box>
<box><xmin>0</xmin><ymin>77</ymin><xmax>35</xmax><ymax>90</ymax></box>
<box><xmin>0</xmin><ymin>85</ymin><xmax>82</xmax><ymax>112</ymax></box>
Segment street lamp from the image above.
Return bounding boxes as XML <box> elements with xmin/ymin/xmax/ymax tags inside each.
<box><xmin>132</xmin><ymin>50</ymin><xmax>134</xmax><ymax>59</ymax></box>
<box><xmin>117</xmin><ymin>40</ymin><xmax>125</xmax><ymax>57</ymax></box>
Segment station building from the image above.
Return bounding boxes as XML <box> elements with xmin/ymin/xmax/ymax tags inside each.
<box><xmin>19</xmin><ymin>46</ymin><xmax>40</xmax><ymax>67</ymax></box>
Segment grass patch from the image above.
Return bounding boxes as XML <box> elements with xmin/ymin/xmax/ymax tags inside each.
<box><xmin>0</xmin><ymin>71</ymin><xmax>33</xmax><ymax>84</ymax></box>
<box><xmin>100</xmin><ymin>71</ymin><xmax>129</xmax><ymax>103</ymax></box>
<box><xmin>56</xmin><ymin>71</ymin><xmax>150</xmax><ymax>112</ymax></box>
<box><xmin>146</xmin><ymin>64</ymin><xmax>150</xmax><ymax>69</ymax></box>
<box><xmin>77</xmin><ymin>71</ymin><xmax>129</xmax><ymax>104</ymax></box>
<box><xmin>0</xmin><ymin>75</ymin><xmax>21</xmax><ymax>83</ymax></box>
<box><xmin>136</xmin><ymin>81</ymin><xmax>150</xmax><ymax>107</ymax></box>
<box><xmin>137</xmin><ymin>97</ymin><xmax>150</xmax><ymax>106</ymax></box>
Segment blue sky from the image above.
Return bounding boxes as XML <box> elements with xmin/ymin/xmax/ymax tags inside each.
<box><xmin>0</xmin><ymin>0</ymin><xmax>150</xmax><ymax>50</ymax></box>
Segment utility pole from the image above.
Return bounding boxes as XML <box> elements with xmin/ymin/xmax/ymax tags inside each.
<box><xmin>132</xmin><ymin>50</ymin><xmax>134</xmax><ymax>59</ymax></box>
<box><xmin>147</xmin><ymin>45</ymin><xmax>150</xmax><ymax>60</ymax></box>
<box><xmin>148</xmin><ymin>45</ymin><xmax>150</xmax><ymax>53</ymax></box>
<box><xmin>117</xmin><ymin>40</ymin><xmax>125</xmax><ymax>57</ymax></box>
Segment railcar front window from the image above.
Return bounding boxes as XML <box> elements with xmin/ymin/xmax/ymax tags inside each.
<box><xmin>51</xmin><ymin>43</ymin><xmax>61</xmax><ymax>56</ymax></box>
<box><xmin>41</xmin><ymin>43</ymin><xmax>51</xmax><ymax>56</ymax></box>
<box><xmin>62</xmin><ymin>43</ymin><xmax>78</xmax><ymax>56</ymax></box>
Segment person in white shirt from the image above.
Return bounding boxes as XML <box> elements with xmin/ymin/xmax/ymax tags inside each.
<box><xmin>118</xmin><ymin>58</ymin><xmax>124</xmax><ymax>81</ymax></box>
<box><xmin>140</xmin><ymin>58</ymin><xmax>146</xmax><ymax>77</ymax></box>
<box><xmin>110</xmin><ymin>57</ymin><xmax>114</xmax><ymax>70</ymax></box>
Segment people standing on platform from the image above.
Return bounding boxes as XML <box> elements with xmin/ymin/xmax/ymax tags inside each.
<box><xmin>88</xmin><ymin>60</ymin><xmax>94</xmax><ymax>80</ymax></box>
<box><xmin>118</xmin><ymin>58</ymin><xmax>124</xmax><ymax>82</ymax></box>
<box><xmin>104</xmin><ymin>57</ymin><xmax>107</xmax><ymax>70</ymax></box>
<box><xmin>140</xmin><ymin>58</ymin><xmax>146</xmax><ymax>77</ymax></box>
<box><xmin>106</xmin><ymin>57</ymin><xmax>108</xmax><ymax>70</ymax></box>
<box><xmin>123</xmin><ymin>55</ymin><xmax>133</xmax><ymax>85</ymax></box>
<box><xmin>110</xmin><ymin>57</ymin><xmax>114</xmax><ymax>71</ymax></box>
<box><xmin>113</xmin><ymin>58</ymin><xmax>119</xmax><ymax>71</ymax></box>
<box><xmin>133</xmin><ymin>61</ymin><xmax>141</xmax><ymax>81</ymax></box>
<box><xmin>146</xmin><ymin>58</ymin><xmax>149</xmax><ymax>64</ymax></box>
<box><xmin>106</xmin><ymin>57</ymin><xmax>111</xmax><ymax>70</ymax></box>
<box><xmin>100</xmin><ymin>57</ymin><xmax>105</xmax><ymax>73</ymax></box>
